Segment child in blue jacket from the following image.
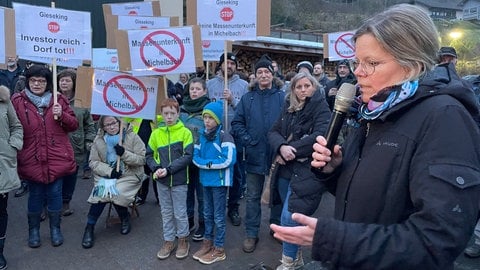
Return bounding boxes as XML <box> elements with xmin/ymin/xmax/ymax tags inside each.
<box><xmin>192</xmin><ymin>101</ymin><xmax>236</xmax><ymax>265</ymax></box>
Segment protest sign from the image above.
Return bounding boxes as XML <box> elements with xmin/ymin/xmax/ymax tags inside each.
<box><xmin>323</xmin><ymin>31</ymin><xmax>355</xmax><ymax>61</ymax></box>
<box><xmin>115</xmin><ymin>25</ymin><xmax>202</xmax><ymax>76</ymax></box>
<box><xmin>92</xmin><ymin>48</ymin><xmax>119</xmax><ymax>71</ymax></box>
<box><xmin>0</xmin><ymin>7</ymin><xmax>15</xmax><ymax>65</ymax></box>
<box><xmin>13</xmin><ymin>2</ymin><xmax>91</xmax><ymax>61</ymax></box>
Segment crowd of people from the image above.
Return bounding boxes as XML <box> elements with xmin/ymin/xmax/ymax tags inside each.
<box><xmin>0</xmin><ymin>4</ymin><xmax>479</xmax><ymax>270</ymax></box>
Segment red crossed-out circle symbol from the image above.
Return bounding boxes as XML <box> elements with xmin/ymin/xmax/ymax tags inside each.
<box><xmin>103</xmin><ymin>75</ymin><xmax>148</xmax><ymax>115</ymax></box>
<box><xmin>48</xmin><ymin>22</ymin><xmax>60</xmax><ymax>33</ymax></box>
<box><xmin>334</xmin><ymin>33</ymin><xmax>355</xmax><ymax>59</ymax></box>
<box><xmin>139</xmin><ymin>30</ymin><xmax>185</xmax><ymax>73</ymax></box>
<box><xmin>220</xmin><ymin>7</ymin><xmax>234</xmax><ymax>21</ymax></box>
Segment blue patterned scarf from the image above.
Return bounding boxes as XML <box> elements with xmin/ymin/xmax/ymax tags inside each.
<box><xmin>104</xmin><ymin>133</ymin><xmax>124</xmax><ymax>171</ymax></box>
<box><xmin>359</xmin><ymin>81</ymin><xmax>419</xmax><ymax>120</ymax></box>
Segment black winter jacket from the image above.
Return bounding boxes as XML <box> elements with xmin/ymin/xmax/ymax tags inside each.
<box><xmin>312</xmin><ymin>63</ymin><xmax>480</xmax><ymax>269</ymax></box>
<box><xmin>231</xmin><ymin>82</ymin><xmax>285</xmax><ymax>175</ymax></box>
<box><xmin>268</xmin><ymin>89</ymin><xmax>331</xmax><ymax>215</ymax></box>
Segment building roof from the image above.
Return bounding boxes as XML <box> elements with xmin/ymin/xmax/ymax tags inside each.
<box><xmin>233</xmin><ymin>36</ymin><xmax>324</xmax><ymax>55</ymax></box>
<box><xmin>415</xmin><ymin>0</ymin><xmax>464</xmax><ymax>10</ymax></box>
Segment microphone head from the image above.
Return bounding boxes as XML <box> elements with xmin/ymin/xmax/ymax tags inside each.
<box><xmin>333</xmin><ymin>83</ymin><xmax>356</xmax><ymax>113</ymax></box>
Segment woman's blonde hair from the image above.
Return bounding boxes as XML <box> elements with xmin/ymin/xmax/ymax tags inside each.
<box><xmin>287</xmin><ymin>72</ymin><xmax>319</xmax><ymax>113</ymax></box>
<box><xmin>353</xmin><ymin>4</ymin><xmax>439</xmax><ymax>81</ymax></box>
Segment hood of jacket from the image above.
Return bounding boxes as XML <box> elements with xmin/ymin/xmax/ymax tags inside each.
<box><xmin>0</xmin><ymin>85</ymin><xmax>9</xmax><ymax>102</ymax></box>
<box><xmin>376</xmin><ymin>63</ymin><xmax>479</xmax><ymax>122</ymax></box>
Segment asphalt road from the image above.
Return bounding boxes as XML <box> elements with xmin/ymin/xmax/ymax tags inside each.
<box><xmin>2</xmin><ymin>174</ymin><xmax>479</xmax><ymax>269</ymax></box>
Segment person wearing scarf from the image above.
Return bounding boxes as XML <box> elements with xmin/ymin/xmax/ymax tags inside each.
<box><xmin>81</xmin><ymin>116</ymin><xmax>146</xmax><ymax>249</ymax></box>
<box><xmin>11</xmin><ymin>64</ymin><xmax>78</xmax><ymax>249</ymax></box>
<box><xmin>179</xmin><ymin>77</ymin><xmax>210</xmax><ymax>241</ymax></box>
<box><xmin>271</xmin><ymin>4</ymin><xmax>480</xmax><ymax>269</ymax></box>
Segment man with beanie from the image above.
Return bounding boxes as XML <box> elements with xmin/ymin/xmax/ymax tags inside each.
<box><xmin>324</xmin><ymin>59</ymin><xmax>356</xmax><ymax>110</ymax></box>
<box><xmin>231</xmin><ymin>54</ymin><xmax>285</xmax><ymax>253</ymax></box>
<box><xmin>207</xmin><ymin>52</ymin><xmax>248</xmax><ymax>228</ymax></box>
<box><xmin>438</xmin><ymin>46</ymin><xmax>458</xmax><ymax>65</ymax></box>
<box><xmin>192</xmin><ymin>101</ymin><xmax>236</xmax><ymax>265</ymax></box>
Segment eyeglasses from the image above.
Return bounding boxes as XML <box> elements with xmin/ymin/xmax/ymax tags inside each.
<box><xmin>103</xmin><ymin>121</ymin><xmax>119</xmax><ymax>128</ymax></box>
<box><xmin>352</xmin><ymin>59</ymin><xmax>395</xmax><ymax>76</ymax></box>
<box><xmin>29</xmin><ymin>78</ymin><xmax>47</xmax><ymax>85</ymax></box>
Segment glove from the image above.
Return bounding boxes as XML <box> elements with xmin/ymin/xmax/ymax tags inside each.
<box><xmin>114</xmin><ymin>144</ymin><xmax>125</xmax><ymax>156</ymax></box>
<box><xmin>110</xmin><ymin>169</ymin><xmax>122</xmax><ymax>179</ymax></box>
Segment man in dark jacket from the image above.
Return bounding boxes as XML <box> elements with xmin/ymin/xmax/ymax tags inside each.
<box><xmin>324</xmin><ymin>59</ymin><xmax>356</xmax><ymax>110</ymax></box>
<box><xmin>231</xmin><ymin>54</ymin><xmax>285</xmax><ymax>253</ymax></box>
<box><xmin>0</xmin><ymin>56</ymin><xmax>24</xmax><ymax>96</ymax></box>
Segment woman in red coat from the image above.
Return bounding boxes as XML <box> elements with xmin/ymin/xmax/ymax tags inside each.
<box><xmin>11</xmin><ymin>65</ymin><xmax>78</xmax><ymax>249</ymax></box>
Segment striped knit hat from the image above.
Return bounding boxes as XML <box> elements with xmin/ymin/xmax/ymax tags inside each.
<box><xmin>202</xmin><ymin>101</ymin><xmax>223</xmax><ymax>125</ymax></box>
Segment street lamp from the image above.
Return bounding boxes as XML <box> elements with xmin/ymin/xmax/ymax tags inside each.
<box><xmin>449</xmin><ymin>30</ymin><xmax>463</xmax><ymax>40</ymax></box>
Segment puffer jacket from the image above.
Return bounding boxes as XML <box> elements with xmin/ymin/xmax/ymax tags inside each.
<box><xmin>146</xmin><ymin>119</ymin><xmax>193</xmax><ymax>187</ymax></box>
<box><xmin>0</xmin><ymin>86</ymin><xmax>22</xmax><ymax>193</ymax></box>
<box><xmin>268</xmin><ymin>89</ymin><xmax>331</xmax><ymax>215</ymax></box>
<box><xmin>312</xmin><ymin>63</ymin><xmax>480</xmax><ymax>269</ymax></box>
<box><xmin>11</xmin><ymin>90</ymin><xmax>78</xmax><ymax>183</ymax></box>
<box><xmin>88</xmin><ymin>124</ymin><xmax>146</xmax><ymax>207</ymax></box>
<box><xmin>193</xmin><ymin>125</ymin><xmax>236</xmax><ymax>187</ymax></box>
<box><xmin>231</xmin><ymin>80</ymin><xmax>285</xmax><ymax>175</ymax></box>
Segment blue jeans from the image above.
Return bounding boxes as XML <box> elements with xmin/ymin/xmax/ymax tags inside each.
<box><xmin>245</xmin><ymin>172</ymin><xmax>265</xmax><ymax>238</ymax></box>
<box><xmin>62</xmin><ymin>166</ymin><xmax>78</xmax><ymax>203</ymax></box>
<box><xmin>281</xmin><ymin>186</ymin><xmax>300</xmax><ymax>259</ymax></box>
<box><xmin>157</xmin><ymin>183</ymin><xmax>189</xmax><ymax>241</ymax></box>
<box><xmin>203</xmin><ymin>186</ymin><xmax>228</xmax><ymax>247</ymax></box>
<box><xmin>187</xmin><ymin>165</ymin><xmax>204</xmax><ymax>222</ymax></box>
<box><xmin>28</xmin><ymin>179</ymin><xmax>63</xmax><ymax>213</ymax></box>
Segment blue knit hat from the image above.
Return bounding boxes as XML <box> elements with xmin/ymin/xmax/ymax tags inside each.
<box><xmin>202</xmin><ymin>101</ymin><xmax>223</xmax><ymax>125</ymax></box>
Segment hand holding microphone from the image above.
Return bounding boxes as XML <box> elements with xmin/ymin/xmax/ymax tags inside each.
<box><xmin>312</xmin><ymin>83</ymin><xmax>356</xmax><ymax>172</ymax></box>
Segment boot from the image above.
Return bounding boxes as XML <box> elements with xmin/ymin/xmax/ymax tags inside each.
<box><xmin>82</xmin><ymin>224</ymin><xmax>95</xmax><ymax>249</ymax></box>
<box><xmin>27</xmin><ymin>213</ymin><xmax>41</xmax><ymax>248</ymax></box>
<box><xmin>62</xmin><ymin>202</ymin><xmax>74</xmax><ymax>216</ymax></box>
<box><xmin>0</xmin><ymin>237</ymin><xmax>6</xmax><ymax>269</ymax></box>
<box><xmin>48</xmin><ymin>211</ymin><xmax>63</xmax><ymax>247</ymax></box>
<box><xmin>276</xmin><ymin>253</ymin><xmax>304</xmax><ymax>270</ymax></box>
<box><xmin>120</xmin><ymin>213</ymin><xmax>131</xmax><ymax>235</ymax></box>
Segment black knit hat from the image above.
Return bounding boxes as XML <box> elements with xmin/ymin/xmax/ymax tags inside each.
<box><xmin>219</xmin><ymin>52</ymin><xmax>238</xmax><ymax>66</ymax></box>
<box><xmin>296</xmin><ymin>61</ymin><xmax>313</xmax><ymax>74</ymax></box>
<box><xmin>439</xmin><ymin>47</ymin><xmax>457</xmax><ymax>58</ymax></box>
<box><xmin>254</xmin><ymin>54</ymin><xmax>274</xmax><ymax>74</ymax></box>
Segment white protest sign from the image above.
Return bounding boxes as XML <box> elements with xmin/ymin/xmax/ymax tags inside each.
<box><xmin>13</xmin><ymin>2</ymin><xmax>91</xmax><ymax>60</ymax></box>
<box><xmin>117</xmin><ymin>15</ymin><xmax>171</xmax><ymax>30</ymax></box>
<box><xmin>110</xmin><ymin>1</ymin><xmax>155</xmax><ymax>16</ymax></box>
<box><xmin>21</xmin><ymin>55</ymin><xmax>83</xmax><ymax>69</ymax></box>
<box><xmin>90</xmin><ymin>69</ymin><xmax>159</xmax><ymax>120</ymax></box>
<box><xmin>326</xmin><ymin>31</ymin><xmax>355</xmax><ymax>61</ymax></box>
<box><xmin>201</xmin><ymin>40</ymin><xmax>225</xmax><ymax>61</ymax></box>
<box><xmin>197</xmin><ymin>0</ymin><xmax>257</xmax><ymax>40</ymax></box>
<box><xmin>0</xmin><ymin>9</ymin><xmax>5</xmax><ymax>63</ymax></box>
<box><xmin>118</xmin><ymin>26</ymin><xmax>197</xmax><ymax>76</ymax></box>
<box><xmin>92</xmin><ymin>48</ymin><xmax>119</xmax><ymax>71</ymax></box>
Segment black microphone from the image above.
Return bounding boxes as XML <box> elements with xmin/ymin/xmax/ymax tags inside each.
<box><xmin>324</xmin><ymin>83</ymin><xmax>356</xmax><ymax>151</ymax></box>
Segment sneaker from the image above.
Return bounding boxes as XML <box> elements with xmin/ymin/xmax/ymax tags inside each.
<box><xmin>199</xmin><ymin>247</ymin><xmax>226</xmax><ymax>265</ymax></box>
<box><xmin>228</xmin><ymin>209</ymin><xmax>241</xmax><ymax>226</ymax></box>
<box><xmin>193</xmin><ymin>239</ymin><xmax>213</xmax><ymax>260</ymax></box>
<box><xmin>192</xmin><ymin>222</ymin><xmax>204</xmax><ymax>242</ymax></box>
<box><xmin>157</xmin><ymin>241</ymin><xmax>176</xmax><ymax>260</ymax></box>
<box><xmin>464</xmin><ymin>243</ymin><xmax>480</xmax><ymax>258</ymax></box>
<box><xmin>243</xmin><ymin>237</ymin><xmax>259</xmax><ymax>253</ymax></box>
<box><xmin>135</xmin><ymin>196</ymin><xmax>145</xmax><ymax>206</ymax></box>
<box><xmin>175</xmin><ymin>237</ymin><xmax>189</xmax><ymax>259</ymax></box>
